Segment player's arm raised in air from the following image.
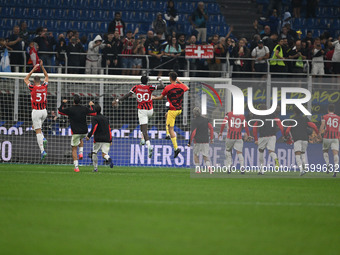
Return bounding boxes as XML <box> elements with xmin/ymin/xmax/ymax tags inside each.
<box><xmin>39</xmin><ymin>60</ymin><xmax>48</xmax><ymax>83</ymax></box>
<box><xmin>24</xmin><ymin>63</ymin><xmax>40</xmax><ymax>87</ymax></box>
<box><xmin>156</xmin><ymin>77</ymin><xmax>166</xmax><ymax>90</ymax></box>
<box><xmin>58</xmin><ymin>99</ymin><xmax>70</xmax><ymax>115</ymax></box>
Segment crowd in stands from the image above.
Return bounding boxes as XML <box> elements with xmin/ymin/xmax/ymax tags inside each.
<box><xmin>1</xmin><ymin>0</ymin><xmax>340</xmax><ymax>77</ymax></box>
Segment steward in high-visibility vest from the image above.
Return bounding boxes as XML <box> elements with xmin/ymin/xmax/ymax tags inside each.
<box><xmin>270</xmin><ymin>38</ymin><xmax>286</xmax><ymax>72</ymax></box>
<box><xmin>288</xmin><ymin>39</ymin><xmax>307</xmax><ymax>73</ymax></box>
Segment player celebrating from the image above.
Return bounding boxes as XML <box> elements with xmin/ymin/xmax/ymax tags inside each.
<box><xmin>58</xmin><ymin>95</ymin><xmax>96</xmax><ymax>172</ymax></box>
<box><xmin>218</xmin><ymin>111</ymin><xmax>251</xmax><ymax>174</ymax></box>
<box><xmin>24</xmin><ymin>59</ymin><xmax>48</xmax><ymax>160</ymax></box>
<box><xmin>318</xmin><ymin>104</ymin><xmax>340</xmax><ymax>177</ymax></box>
<box><xmin>86</xmin><ymin>104</ymin><xmax>113</xmax><ymax>172</ymax></box>
<box><xmin>152</xmin><ymin>72</ymin><xmax>189</xmax><ymax>158</ymax></box>
<box><xmin>112</xmin><ymin>75</ymin><xmax>165</xmax><ymax>158</ymax></box>
<box><xmin>188</xmin><ymin>107</ymin><xmax>214</xmax><ymax>171</ymax></box>
<box><xmin>252</xmin><ymin>104</ymin><xmax>284</xmax><ymax>174</ymax></box>
<box><xmin>285</xmin><ymin>107</ymin><xmax>319</xmax><ymax>176</ymax></box>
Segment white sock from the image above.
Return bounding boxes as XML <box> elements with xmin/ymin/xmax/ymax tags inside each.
<box><xmin>74</xmin><ymin>160</ymin><xmax>79</xmax><ymax>169</ymax></box>
<box><xmin>104</xmin><ymin>154</ymin><xmax>110</xmax><ymax>161</ymax></box>
<box><xmin>301</xmin><ymin>153</ymin><xmax>306</xmax><ymax>165</ymax></box>
<box><xmin>146</xmin><ymin>140</ymin><xmax>151</xmax><ymax>149</ymax></box>
<box><xmin>295</xmin><ymin>155</ymin><xmax>303</xmax><ymax>171</ymax></box>
<box><xmin>36</xmin><ymin>133</ymin><xmax>44</xmax><ymax>153</ymax></box>
<box><xmin>237</xmin><ymin>154</ymin><xmax>244</xmax><ymax>169</ymax></box>
<box><xmin>92</xmin><ymin>154</ymin><xmax>98</xmax><ymax>169</ymax></box>
<box><xmin>205</xmin><ymin>160</ymin><xmax>211</xmax><ymax>167</ymax></box>
<box><xmin>226</xmin><ymin>151</ymin><xmax>232</xmax><ymax>167</ymax></box>
<box><xmin>334</xmin><ymin>155</ymin><xmax>339</xmax><ymax>166</ymax></box>
<box><xmin>259</xmin><ymin>151</ymin><xmax>264</xmax><ymax>169</ymax></box>
<box><xmin>269</xmin><ymin>152</ymin><xmax>278</xmax><ymax>161</ymax></box>
<box><xmin>323</xmin><ymin>152</ymin><xmax>330</xmax><ymax>165</ymax></box>
<box><xmin>79</xmin><ymin>147</ymin><xmax>84</xmax><ymax>155</ymax></box>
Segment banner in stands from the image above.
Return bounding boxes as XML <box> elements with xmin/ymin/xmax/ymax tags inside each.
<box><xmin>185</xmin><ymin>45</ymin><xmax>214</xmax><ymax>59</ymax></box>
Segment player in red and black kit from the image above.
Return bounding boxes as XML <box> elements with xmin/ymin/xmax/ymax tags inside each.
<box><xmin>112</xmin><ymin>75</ymin><xmax>165</xmax><ymax>158</ymax></box>
<box><xmin>24</xmin><ymin>59</ymin><xmax>48</xmax><ymax>160</ymax></box>
<box><xmin>252</xmin><ymin>104</ymin><xmax>284</xmax><ymax>174</ymax></box>
<box><xmin>218</xmin><ymin>111</ymin><xmax>251</xmax><ymax>173</ymax></box>
<box><xmin>318</xmin><ymin>104</ymin><xmax>340</xmax><ymax>177</ymax></box>
<box><xmin>285</xmin><ymin>107</ymin><xmax>319</xmax><ymax>176</ymax></box>
<box><xmin>188</xmin><ymin>107</ymin><xmax>214</xmax><ymax>171</ymax></box>
<box><xmin>86</xmin><ymin>104</ymin><xmax>113</xmax><ymax>172</ymax></box>
<box><xmin>153</xmin><ymin>72</ymin><xmax>189</xmax><ymax>158</ymax></box>
<box><xmin>58</xmin><ymin>95</ymin><xmax>97</xmax><ymax>172</ymax></box>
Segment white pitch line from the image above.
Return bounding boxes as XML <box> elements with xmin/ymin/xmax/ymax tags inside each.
<box><xmin>1</xmin><ymin>196</ymin><xmax>340</xmax><ymax>208</ymax></box>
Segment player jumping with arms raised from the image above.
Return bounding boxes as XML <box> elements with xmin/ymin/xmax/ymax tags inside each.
<box><xmin>58</xmin><ymin>95</ymin><xmax>96</xmax><ymax>172</ymax></box>
<box><xmin>112</xmin><ymin>75</ymin><xmax>165</xmax><ymax>158</ymax></box>
<box><xmin>152</xmin><ymin>72</ymin><xmax>189</xmax><ymax>158</ymax></box>
<box><xmin>86</xmin><ymin>103</ymin><xmax>113</xmax><ymax>172</ymax></box>
<box><xmin>24</xmin><ymin>59</ymin><xmax>48</xmax><ymax>160</ymax></box>
<box><xmin>318</xmin><ymin>104</ymin><xmax>340</xmax><ymax>177</ymax></box>
<box><xmin>218</xmin><ymin>111</ymin><xmax>251</xmax><ymax>174</ymax></box>
<box><xmin>285</xmin><ymin>107</ymin><xmax>319</xmax><ymax>176</ymax></box>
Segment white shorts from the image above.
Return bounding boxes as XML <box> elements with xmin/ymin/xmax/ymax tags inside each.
<box><xmin>258</xmin><ymin>136</ymin><xmax>276</xmax><ymax>151</ymax></box>
<box><xmin>225</xmin><ymin>139</ymin><xmax>243</xmax><ymax>152</ymax></box>
<box><xmin>93</xmin><ymin>142</ymin><xmax>111</xmax><ymax>155</ymax></box>
<box><xmin>311</xmin><ymin>64</ymin><xmax>324</xmax><ymax>76</ymax></box>
<box><xmin>32</xmin><ymin>109</ymin><xmax>47</xmax><ymax>130</ymax></box>
<box><xmin>193</xmin><ymin>143</ymin><xmax>210</xmax><ymax>157</ymax></box>
<box><xmin>71</xmin><ymin>134</ymin><xmax>87</xmax><ymax>147</ymax></box>
<box><xmin>323</xmin><ymin>139</ymin><xmax>339</xmax><ymax>151</ymax></box>
<box><xmin>294</xmin><ymin>140</ymin><xmax>308</xmax><ymax>153</ymax></box>
<box><xmin>138</xmin><ymin>109</ymin><xmax>153</xmax><ymax>125</ymax></box>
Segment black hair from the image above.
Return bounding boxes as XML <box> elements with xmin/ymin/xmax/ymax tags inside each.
<box><xmin>328</xmin><ymin>104</ymin><xmax>335</xmax><ymax>112</ymax></box>
<box><xmin>169</xmin><ymin>71</ymin><xmax>178</xmax><ymax>81</ymax></box>
<box><xmin>74</xmin><ymin>95</ymin><xmax>81</xmax><ymax>105</ymax></box>
<box><xmin>34</xmin><ymin>76</ymin><xmax>40</xmax><ymax>83</ymax></box>
<box><xmin>141</xmin><ymin>75</ymin><xmax>148</xmax><ymax>85</ymax></box>
<box><xmin>94</xmin><ymin>103</ymin><xmax>101</xmax><ymax>114</ymax></box>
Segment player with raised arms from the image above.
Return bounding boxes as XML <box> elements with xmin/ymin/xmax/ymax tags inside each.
<box><xmin>24</xmin><ymin>59</ymin><xmax>48</xmax><ymax>160</ymax></box>
<box><xmin>285</xmin><ymin>106</ymin><xmax>319</xmax><ymax>176</ymax></box>
<box><xmin>318</xmin><ymin>104</ymin><xmax>340</xmax><ymax>177</ymax></box>
<box><xmin>218</xmin><ymin>111</ymin><xmax>251</xmax><ymax>174</ymax></box>
<box><xmin>58</xmin><ymin>95</ymin><xmax>96</xmax><ymax>172</ymax></box>
<box><xmin>152</xmin><ymin>72</ymin><xmax>189</xmax><ymax>158</ymax></box>
<box><xmin>112</xmin><ymin>75</ymin><xmax>165</xmax><ymax>158</ymax></box>
<box><xmin>86</xmin><ymin>103</ymin><xmax>113</xmax><ymax>172</ymax></box>
<box><xmin>252</xmin><ymin>104</ymin><xmax>284</xmax><ymax>174</ymax></box>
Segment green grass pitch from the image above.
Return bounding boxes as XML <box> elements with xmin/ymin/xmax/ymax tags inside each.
<box><xmin>0</xmin><ymin>164</ymin><xmax>339</xmax><ymax>255</ymax></box>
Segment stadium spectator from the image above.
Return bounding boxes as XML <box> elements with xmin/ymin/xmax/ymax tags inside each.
<box><xmin>208</xmin><ymin>35</ymin><xmax>226</xmax><ymax>77</ymax></box>
<box><xmin>292</xmin><ymin>0</ymin><xmax>302</xmax><ymax>18</ymax></box>
<box><xmin>266</xmin><ymin>0</ymin><xmax>282</xmax><ymax>17</ymax></box>
<box><xmin>331</xmin><ymin>36</ymin><xmax>340</xmax><ymax>74</ymax></box>
<box><xmin>251</xmin><ymin>40</ymin><xmax>269</xmax><ymax>74</ymax></box>
<box><xmin>19</xmin><ymin>21</ymin><xmax>31</xmax><ymax>47</ymax></box>
<box><xmin>306</xmin><ymin>0</ymin><xmax>318</xmax><ymax>18</ymax></box>
<box><xmin>189</xmin><ymin>2</ymin><xmax>208</xmax><ymax>43</ymax></box>
<box><xmin>288</xmin><ymin>39</ymin><xmax>307</xmax><ymax>74</ymax></box>
<box><xmin>148</xmin><ymin>36</ymin><xmax>164</xmax><ymax>76</ymax></box>
<box><xmin>67</xmin><ymin>35</ymin><xmax>85</xmax><ymax>74</ymax></box>
<box><xmin>33</xmin><ymin>27</ymin><xmax>56</xmax><ymax>72</ymax></box>
<box><xmin>121</xmin><ymin>30</ymin><xmax>137</xmax><ymax>75</ymax></box>
<box><xmin>280</xmin><ymin>12</ymin><xmax>292</xmax><ymax>32</ymax></box>
<box><xmin>257</xmin><ymin>9</ymin><xmax>279</xmax><ymax>35</ymax></box>
<box><xmin>55</xmin><ymin>37</ymin><xmax>67</xmax><ymax>72</ymax></box>
<box><xmin>108</xmin><ymin>12</ymin><xmax>126</xmax><ymax>38</ymax></box>
<box><xmin>164</xmin><ymin>37</ymin><xmax>181</xmax><ymax>74</ymax></box>
<box><xmin>27</xmin><ymin>41</ymin><xmax>40</xmax><ymax>71</ymax></box>
<box><xmin>187</xmin><ymin>35</ymin><xmax>200</xmax><ymax>76</ymax></box>
<box><xmin>86</xmin><ymin>35</ymin><xmax>106</xmax><ymax>74</ymax></box>
<box><xmin>7</xmin><ymin>25</ymin><xmax>25</xmax><ymax>72</ymax></box>
<box><xmin>144</xmin><ymin>30</ymin><xmax>155</xmax><ymax>52</ymax></box>
<box><xmin>177</xmin><ymin>33</ymin><xmax>187</xmax><ymax>74</ymax></box>
<box><xmin>325</xmin><ymin>43</ymin><xmax>334</xmax><ymax>74</ymax></box>
<box><xmin>311</xmin><ymin>38</ymin><xmax>325</xmax><ymax>76</ymax></box>
<box><xmin>164</xmin><ymin>0</ymin><xmax>179</xmax><ymax>35</ymax></box>
<box><xmin>152</xmin><ymin>13</ymin><xmax>167</xmax><ymax>40</ymax></box>
<box><xmin>102</xmin><ymin>31</ymin><xmax>120</xmax><ymax>75</ymax></box>
<box><xmin>65</xmin><ymin>30</ymin><xmax>73</xmax><ymax>45</ymax></box>
<box><xmin>132</xmin><ymin>36</ymin><xmax>146</xmax><ymax>75</ymax></box>
<box><xmin>270</xmin><ymin>38</ymin><xmax>286</xmax><ymax>73</ymax></box>
<box><xmin>231</xmin><ymin>38</ymin><xmax>250</xmax><ymax>77</ymax></box>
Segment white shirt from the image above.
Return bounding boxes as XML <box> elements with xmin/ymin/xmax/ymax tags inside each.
<box><xmin>332</xmin><ymin>40</ymin><xmax>340</xmax><ymax>62</ymax></box>
<box><xmin>251</xmin><ymin>46</ymin><xmax>269</xmax><ymax>64</ymax></box>
<box><xmin>312</xmin><ymin>49</ymin><xmax>324</xmax><ymax>64</ymax></box>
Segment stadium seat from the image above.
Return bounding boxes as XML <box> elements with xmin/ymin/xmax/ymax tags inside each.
<box><xmin>96</xmin><ymin>10</ymin><xmax>109</xmax><ymax>21</ymax></box>
<box><xmin>88</xmin><ymin>0</ymin><xmax>102</xmax><ymax>10</ymax></box>
<box><xmin>330</xmin><ymin>19</ymin><xmax>340</xmax><ymax>30</ymax></box>
<box><xmin>305</xmin><ymin>18</ymin><xmax>317</xmax><ymax>28</ymax></box>
<box><xmin>41</xmin><ymin>8</ymin><xmax>54</xmax><ymax>19</ymax></box>
<box><xmin>102</xmin><ymin>0</ymin><xmax>114</xmax><ymax>10</ymax></box>
<box><xmin>54</xmin><ymin>9</ymin><xmax>66</xmax><ymax>20</ymax></box>
<box><xmin>139</xmin><ymin>22</ymin><xmax>150</xmax><ymax>34</ymax></box>
<box><xmin>1</xmin><ymin>7</ymin><xmax>11</xmax><ymax>18</ymax></box>
<box><xmin>155</xmin><ymin>1</ymin><xmax>166</xmax><ymax>10</ymax></box>
<box><xmin>58</xmin><ymin>20</ymin><xmax>72</xmax><ymax>31</ymax></box>
<box><xmin>99</xmin><ymin>22</ymin><xmax>108</xmax><ymax>33</ymax></box>
<box><xmin>126</xmin><ymin>0</ymin><xmax>140</xmax><ymax>11</ymax></box>
<box><xmin>180</xmin><ymin>2</ymin><xmax>194</xmax><ymax>13</ymax></box>
<box><xmin>48</xmin><ymin>0</ymin><xmax>62</xmax><ymax>8</ymax></box>
<box><xmin>73</xmin><ymin>21</ymin><xmax>84</xmax><ymax>31</ymax></box>
<box><xmin>312</xmin><ymin>29</ymin><xmax>322</xmax><ymax>37</ymax></box>
<box><xmin>72</xmin><ymin>0</ymin><xmax>87</xmax><ymax>9</ymax></box>
<box><xmin>115</xmin><ymin>0</ymin><xmax>128</xmax><ymax>11</ymax></box>
<box><xmin>84</xmin><ymin>21</ymin><xmax>95</xmax><ymax>32</ymax></box>
<box><xmin>42</xmin><ymin>20</ymin><xmax>57</xmax><ymax>31</ymax></box>
<box><xmin>318</xmin><ymin>18</ymin><xmax>330</xmax><ymax>29</ymax></box>
<box><xmin>132</xmin><ymin>12</ymin><xmax>143</xmax><ymax>22</ymax></box>
<box><xmin>179</xmin><ymin>14</ymin><xmax>189</xmax><ymax>23</ymax></box>
<box><xmin>144</xmin><ymin>12</ymin><xmax>156</xmax><ymax>22</ymax></box>
<box><xmin>207</xmin><ymin>3</ymin><xmax>219</xmax><ymax>14</ymax></box>
<box><xmin>126</xmin><ymin>23</ymin><xmax>137</xmax><ymax>32</ymax></box>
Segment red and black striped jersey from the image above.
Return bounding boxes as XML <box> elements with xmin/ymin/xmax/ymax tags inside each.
<box><xmin>322</xmin><ymin>113</ymin><xmax>340</xmax><ymax>139</ymax></box>
<box><xmin>122</xmin><ymin>38</ymin><xmax>134</xmax><ymax>55</ymax></box>
<box><xmin>130</xmin><ymin>84</ymin><xmax>157</xmax><ymax>110</ymax></box>
<box><xmin>220</xmin><ymin>112</ymin><xmax>250</xmax><ymax>140</ymax></box>
<box><xmin>161</xmin><ymin>83</ymin><xmax>188</xmax><ymax>110</ymax></box>
<box><xmin>28</xmin><ymin>82</ymin><xmax>48</xmax><ymax>110</ymax></box>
